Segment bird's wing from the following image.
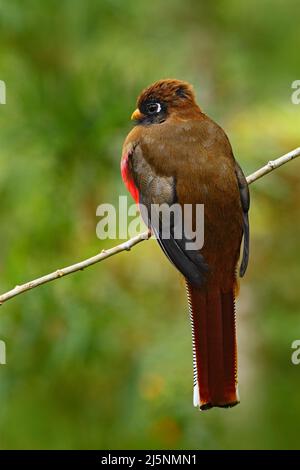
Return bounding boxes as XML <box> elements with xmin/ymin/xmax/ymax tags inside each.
<box><xmin>127</xmin><ymin>144</ymin><xmax>208</xmax><ymax>287</ymax></box>
<box><xmin>234</xmin><ymin>160</ymin><xmax>250</xmax><ymax>277</ymax></box>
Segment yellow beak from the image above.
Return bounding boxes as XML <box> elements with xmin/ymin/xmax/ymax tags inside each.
<box><xmin>131</xmin><ymin>108</ymin><xmax>143</xmax><ymax>121</ymax></box>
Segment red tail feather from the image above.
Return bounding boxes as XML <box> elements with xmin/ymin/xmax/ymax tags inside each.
<box><xmin>186</xmin><ymin>281</ymin><xmax>239</xmax><ymax>410</ymax></box>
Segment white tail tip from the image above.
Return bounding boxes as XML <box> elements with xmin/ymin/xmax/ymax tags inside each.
<box><xmin>193</xmin><ymin>383</ymin><xmax>200</xmax><ymax>407</ymax></box>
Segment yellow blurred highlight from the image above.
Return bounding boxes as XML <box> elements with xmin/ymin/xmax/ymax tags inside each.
<box><xmin>139</xmin><ymin>373</ymin><xmax>165</xmax><ymax>401</ymax></box>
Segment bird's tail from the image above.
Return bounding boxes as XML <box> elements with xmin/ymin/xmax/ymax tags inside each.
<box><xmin>186</xmin><ymin>281</ymin><xmax>239</xmax><ymax>410</ymax></box>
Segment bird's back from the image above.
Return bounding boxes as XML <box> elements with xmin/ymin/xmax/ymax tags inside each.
<box><xmin>127</xmin><ymin>112</ymin><xmax>243</xmax><ymax>290</ymax></box>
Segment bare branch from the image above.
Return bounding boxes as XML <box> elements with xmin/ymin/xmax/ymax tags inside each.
<box><xmin>246</xmin><ymin>147</ymin><xmax>300</xmax><ymax>184</ymax></box>
<box><xmin>0</xmin><ymin>147</ymin><xmax>300</xmax><ymax>306</ymax></box>
<box><xmin>0</xmin><ymin>230</ymin><xmax>151</xmax><ymax>306</ymax></box>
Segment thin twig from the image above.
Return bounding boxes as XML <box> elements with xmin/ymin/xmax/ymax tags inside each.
<box><xmin>0</xmin><ymin>147</ymin><xmax>300</xmax><ymax>306</ymax></box>
<box><xmin>246</xmin><ymin>147</ymin><xmax>300</xmax><ymax>184</ymax></box>
<box><xmin>0</xmin><ymin>231</ymin><xmax>151</xmax><ymax>305</ymax></box>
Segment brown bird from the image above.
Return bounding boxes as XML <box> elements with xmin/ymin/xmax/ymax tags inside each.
<box><xmin>121</xmin><ymin>79</ymin><xmax>249</xmax><ymax>410</ymax></box>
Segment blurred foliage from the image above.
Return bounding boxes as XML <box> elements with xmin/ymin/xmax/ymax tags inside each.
<box><xmin>0</xmin><ymin>0</ymin><xmax>300</xmax><ymax>450</ymax></box>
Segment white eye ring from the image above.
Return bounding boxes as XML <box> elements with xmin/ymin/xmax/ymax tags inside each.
<box><xmin>147</xmin><ymin>102</ymin><xmax>161</xmax><ymax>114</ymax></box>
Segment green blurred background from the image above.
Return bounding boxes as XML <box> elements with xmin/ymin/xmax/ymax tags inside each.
<box><xmin>0</xmin><ymin>0</ymin><xmax>300</xmax><ymax>450</ymax></box>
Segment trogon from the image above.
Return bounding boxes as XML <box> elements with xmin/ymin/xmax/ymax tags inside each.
<box><xmin>121</xmin><ymin>79</ymin><xmax>250</xmax><ymax>410</ymax></box>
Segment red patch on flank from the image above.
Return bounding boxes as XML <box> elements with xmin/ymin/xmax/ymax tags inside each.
<box><xmin>121</xmin><ymin>150</ymin><xmax>139</xmax><ymax>203</ymax></box>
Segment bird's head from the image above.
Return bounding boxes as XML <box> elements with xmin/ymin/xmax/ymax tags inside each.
<box><xmin>131</xmin><ymin>79</ymin><xmax>200</xmax><ymax>125</ymax></box>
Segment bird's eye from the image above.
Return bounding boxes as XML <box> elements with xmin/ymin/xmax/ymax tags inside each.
<box><xmin>147</xmin><ymin>102</ymin><xmax>161</xmax><ymax>114</ymax></box>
